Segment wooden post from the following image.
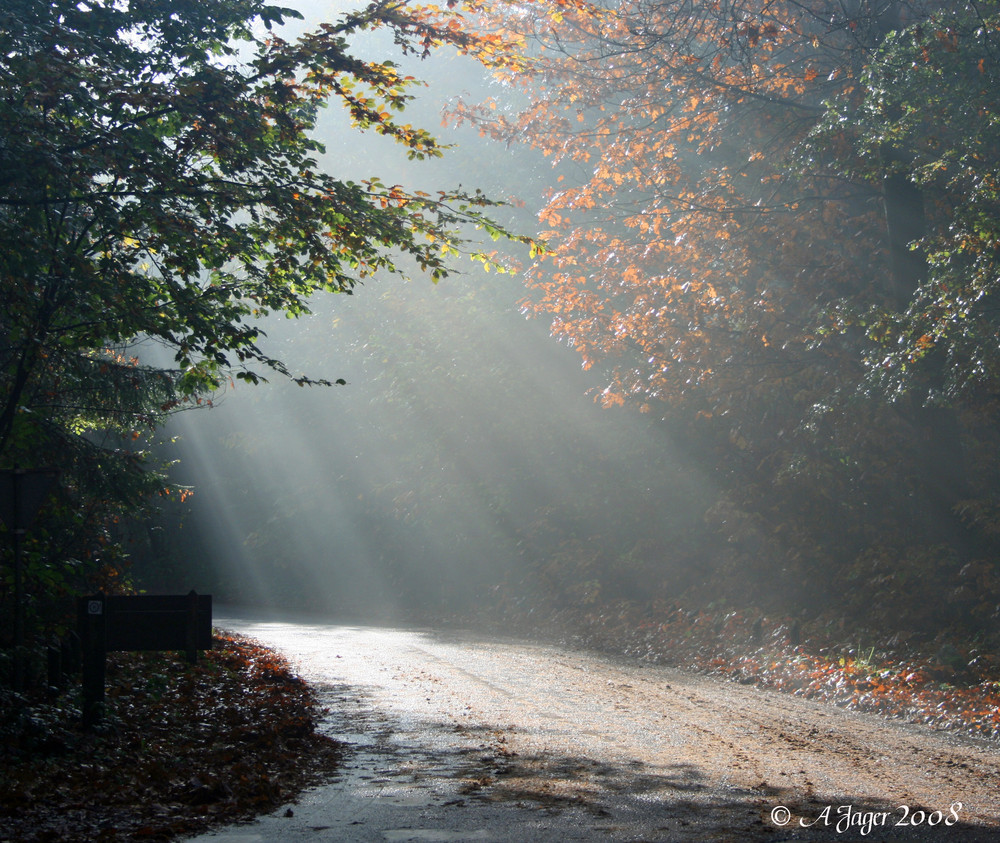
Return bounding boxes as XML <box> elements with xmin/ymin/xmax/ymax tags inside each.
<box><xmin>12</xmin><ymin>526</ymin><xmax>24</xmax><ymax>691</ymax></box>
<box><xmin>79</xmin><ymin>593</ymin><xmax>107</xmax><ymax>727</ymax></box>
<box><xmin>62</xmin><ymin>630</ymin><xmax>81</xmax><ymax>675</ymax></box>
<box><xmin>185</xmin><ymin>589</ymin><xmax>199</xmax><ymax>664</ymax></box>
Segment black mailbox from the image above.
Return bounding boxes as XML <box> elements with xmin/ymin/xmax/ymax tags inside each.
<box><xmin>77</xmin><ymin>590</ymin><xmax>212</xmax><ymax>725</ymax></box>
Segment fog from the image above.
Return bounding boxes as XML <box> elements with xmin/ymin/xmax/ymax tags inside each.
<box><xmin>133</xmin><ymin>1</ymin><xmax>712</xmax><ymax>622</ymax></box>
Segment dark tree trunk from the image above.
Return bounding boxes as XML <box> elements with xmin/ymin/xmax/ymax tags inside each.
<box><xmin>882</xmin><ymin>172</ymin><xmax>969</xmax><ymax>538</ymax></box>
<box><xmin>883</xmin><ymin>171</ymin><xmax>927</xmax><ymax>308</ymax></box>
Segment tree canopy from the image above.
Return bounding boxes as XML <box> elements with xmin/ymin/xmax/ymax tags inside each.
<box><xmin>0</xmin><ymin>0</ymin><xmax>531</xmax><ymax>619</ymax></box>
<box><xmin>446</xmin><ymin>0</ymin><xmax>1000</xmax><ymax>628</ymax></box>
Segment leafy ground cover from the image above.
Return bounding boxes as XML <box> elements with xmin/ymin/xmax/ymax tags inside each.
<box><xmin>0</xmin><ymin>632</ymin><xmax>342</xmax><ymax>842</ymax></box>
<box><xmin>497</xmin><ymin>602</ymin><xmax>1000</xmax><ymax>741</ymax></box>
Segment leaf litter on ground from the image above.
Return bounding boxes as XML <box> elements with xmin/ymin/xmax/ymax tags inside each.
<box><xmin>492</xmin><ymin>601</ymin><xmax>1000</xmax><ymax>741</ymax></box>
<box><xmin>0</xmin><ymin>632</ymin><xmax>342</xmax><ymax>842</ymax></box>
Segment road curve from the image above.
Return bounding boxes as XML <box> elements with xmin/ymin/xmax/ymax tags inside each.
<box><xmin>188</xmin><ymin>611</ymin><xmax>1000</xmax><ymax>842</ymax></box>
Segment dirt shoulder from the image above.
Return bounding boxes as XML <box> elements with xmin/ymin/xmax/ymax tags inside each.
<box><xmin>483</xmin><ymin>601</ymin><xmax>1000</xmax><ymax>741</ymax></box>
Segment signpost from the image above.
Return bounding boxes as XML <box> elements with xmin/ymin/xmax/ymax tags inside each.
<box><xmin>78</xmin><ymin>591</ymin><xmax>212</xmax><ymax>725</ymax></box>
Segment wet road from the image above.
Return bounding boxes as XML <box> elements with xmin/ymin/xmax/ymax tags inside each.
<box><xmin>189</xmin><ymin>611</ymin><xmax>1000</xmax><ymax>841</ymax></box>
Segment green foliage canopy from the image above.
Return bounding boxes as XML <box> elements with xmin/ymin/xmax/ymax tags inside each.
<box><xmin>809</xmin><ymin>1</ymin><xmax>1000</xmax><ymax>403</ymax></box>
<box><xmin>0</xmin><ymin>0</ymin><xmax>533</xmax><ymax>466</ymax></box>
<box><xmin>0</xmin><ymin>0</ymin><xmax>531</xmax><ymax>609</ymax></box>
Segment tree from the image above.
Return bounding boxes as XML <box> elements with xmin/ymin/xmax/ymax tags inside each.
<box><xmin>809</xmin><ymin>2</ymin><xmax>1000</xmax><ymax>403</ymax></box>
<box><xmin>448</xmin><ymin>0</ymin><xmax>1000</xmax><ymax>627</ymax></box>
<box><xmin>0</xmin><ymin>0</ymin><xmax>532</xmax><ymax>645</ymax></box>
<box><xmin>802</xmin><ymin>1</ymin><xmax>1000</xmax><ymax>536</ymax></box>
<box><xmin>453</xmin><ymin>0</ymin><xmax>935</xmax><ymax>410</ymax></box>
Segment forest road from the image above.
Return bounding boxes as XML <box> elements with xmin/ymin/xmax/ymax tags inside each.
<box><xmin>188</xmin><ymin>611</ymin><xmax>1000</xmax><ymax>842</ymax></box>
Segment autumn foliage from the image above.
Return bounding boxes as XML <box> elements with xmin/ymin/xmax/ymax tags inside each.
<box><xmin>490</xmin><ymin>598</ymin><xmax>1000</xmax><ymax>741</ymax></box>
<box><xmin>444</xmin><ymin>0</ymin><xmax>1000</xmax><ymax>634</ymax></box>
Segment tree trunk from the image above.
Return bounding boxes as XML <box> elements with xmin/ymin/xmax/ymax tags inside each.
<box><xmin>883</xmin><ymin>171</ymin><xmax>927</xmax><ymax>309</ymax></box>
<box><xmin>882</xmin><ymin>172</ymin><xmax>969</xmax><ymax>536</ymax></box>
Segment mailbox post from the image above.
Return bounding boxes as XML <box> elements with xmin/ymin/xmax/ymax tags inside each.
<box><xmin>80</xmin><ymin>597</ymin><xmax>107</xmax><ymax>727</ymax></box>
<box><xmin>78</xmin><ymin>590</ymin><xmax>212</xmax><ymax>726</ymax></box>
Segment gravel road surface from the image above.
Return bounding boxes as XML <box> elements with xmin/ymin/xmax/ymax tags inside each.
<box><xmin>188</xmin><ymin>612</ymin><xmax>1000</xmax><ymax>842</ymax></box>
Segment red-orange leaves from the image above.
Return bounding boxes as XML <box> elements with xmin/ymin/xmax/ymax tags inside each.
<box><xmin>553</xmin><ymin>604</ymin><xmax>1000</xmax><ymax>740</ymax></box>
<box><xmin>451</xmin><ymin>0</ymin><xmax>885</xmax><ymax>419</ymax></box>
